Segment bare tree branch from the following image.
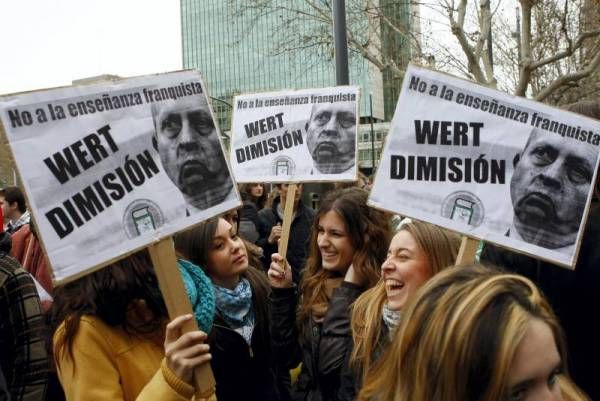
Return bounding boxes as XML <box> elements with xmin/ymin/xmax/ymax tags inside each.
<box><xmin>530</xmin><ymin>29</ymin><xmax>600</xmax><ymax>69</ymax></box>
<box><xmin>535</xmin><ymin>48</ymin><xmax>600</xmax><ymax>101</ymax></box>
<box><xmin>228</xmin><ymin>0</ymin><xmax>599</xmax><ymax>104</ymax></box>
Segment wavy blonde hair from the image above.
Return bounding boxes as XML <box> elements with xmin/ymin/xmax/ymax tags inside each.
<box><xmin>358</xmin><ymin>264</ymin><xmax>589</xmax><ymax>401</ymax></box>
<box><xmin>297</xmin><ymin>187</ymin><xmax>392</xmax><ymax>325</ymax></box>
<box><xmin>350</xmin><ymin>220</ymin><xmax>460</xmax><ymax>382</ymax></box>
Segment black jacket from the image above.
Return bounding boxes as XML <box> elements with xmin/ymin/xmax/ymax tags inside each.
<box><xmin>270</xmin><ymin>282</ymin><xmax>364</xmax><ymax>401</ymax></box>
<box><xmin>257</xmin><ymin>198</ymin><xmax>315</xmax><ymax>283</ymax></box>
<box><xmin>0</xmin><ymin>366</ymin><xmax>9</xmax><ymax>401</ymax></box>
<box><xmin>209</xmin><ymin>271</ymin><xmax>280</xmax><ymax>401</ymax></box>
<box><xmin>481</xmin><ymin>206</ymin><xmax>600</xmax><ymax>400</ymax></box>
<box><xmin>209</xmin><ymin>315</ymin><xmax>280</xmax><ymax>401</ymax></box>
<box><xmin>0</xmin><ymin>233</ymin><xmax>11</xmax><ymax>257</ymax></box>
<box><xmin>337</xmin><ymin>323</ymin><xmax>389</xmax><ymax>401</ymax></box>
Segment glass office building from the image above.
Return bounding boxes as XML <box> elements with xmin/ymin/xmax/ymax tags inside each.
<box><xmin>181</xmin><ymin>0</ymin><xmax>413</xmax><ymax>172</ymax></box>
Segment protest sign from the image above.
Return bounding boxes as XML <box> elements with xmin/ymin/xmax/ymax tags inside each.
<box><xmin>369</xmin><ymin>64</ymin><xmax>600</xmax><ymax>268</ymax></box>
<box><xmin>0</xmin><ymin>70</ymin><xmax>241</xmax><ymax>282</ymax></box>
<box><xmin>230</xmin><ymin>86</ymin><xmax>360</xmax><ymax>183</ymax></box>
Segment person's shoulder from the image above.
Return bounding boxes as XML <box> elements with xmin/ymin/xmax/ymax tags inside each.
<box><xmin>54</xmin><ymin>315</ymin><xmax>109</xmax><ymax>340</ymax></box>
<box><xmin>257</xmin><ymin>206</ymin><xmax>276</xmax><ymax>219</ymax></box>
<box><xmin>56</xmin><ymin>315</ymin><xmax>136</xmax><ymax>354</ymax></box>
<box><xmin>298</xmin><ymin>201</ymin><xmax>316</xmax><ymax>217</ymax></box>
<box><xmin>0</xmin><ymin>255</ymin><xmax>31</xmax><ymax>286</ymax></box>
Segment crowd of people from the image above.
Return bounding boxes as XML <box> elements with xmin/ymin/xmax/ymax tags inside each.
<box><xmin>1</xmin><ymin>99</ymin><xmax>599</xmax><ymax>401</ymax></box>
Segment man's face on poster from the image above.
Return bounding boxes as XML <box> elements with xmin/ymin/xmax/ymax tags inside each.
<box><xmin>153</xmin><ymin>96</ymin><xmax>229</xmax><ymax>206</ymax></box>
<box><xmin>306</xmin><ymin>102</ymin><xmax>356</xmax><ymax>174</ymax></box>
<box><xmin>510</xmin><ymin>130</ymin><xmax>596</xmax><ymax>245</ymax></box>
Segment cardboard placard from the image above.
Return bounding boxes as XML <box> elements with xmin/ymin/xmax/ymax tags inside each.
<box><xmin>369</xmin><ymin>64</ymin><xmax>600</xmax><ymax>269</ymax></box>
<box><xmin>0</xmin><ymin>70</ymin><xmax>241</xmax><ymax>282</ymax></box>
<box><xmin>230</xmin><ymin>86</ymin><xmax>360</xmax><ymax>183</ymax></box>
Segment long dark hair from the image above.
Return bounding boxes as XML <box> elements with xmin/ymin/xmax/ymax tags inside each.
<box><xmin>298</xmin><ymin>187</ymin><xmax>392</xmax><ymax>324</ymax></box>
<box><xmin>239</xmin><ymin>183</ymin><xmax>267</xmax><ymax>209</ymax></box>
<box><xmin>48</xmin><ymin>249</ymin><xmax>167</xmax><ymax>363</ymax></box>
<box><xmin>174</xmin><ymin>218</ymin><xmax>270</xmax><ymax>336</ymax></box>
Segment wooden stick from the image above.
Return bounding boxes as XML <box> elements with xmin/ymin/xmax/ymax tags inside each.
<box><xmin>278</xmin><ymin>183</ymin><xmax>297</xmax><ymax>260</ymax></box>
<box><xmin>148</xmin><ymin>238</ymin><xmax>215</xmax><ymax>398</ymax></box>
<box><xmin>455</xmin><ymin>236</ymin><xmax>479</xmax><ymax>265</ymax></box>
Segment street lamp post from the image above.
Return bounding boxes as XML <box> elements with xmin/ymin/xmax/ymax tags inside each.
<box><xmin>333</xmin><ymin>0</ymin><xmax>349</xmax><ymax>85</ymax></box>
<box><xmin>369</xmin><ymin>93</ymin><xmax>375</xmax><ymax>173</ymax></box>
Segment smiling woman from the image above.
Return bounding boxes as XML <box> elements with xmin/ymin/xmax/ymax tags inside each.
<box><xmin>267</xmin><ymin>187</ymin><xmax>392</xmax><ymax>401</ymax></box>
<box><xmin>343</xmin><ymin>220</ymin><xmax>460</xmax><ymax>400</ymax></box>
<box><xmin>357</xmin><ymin>264</ymin><xmax>589</xmax><ymax>401</ymax></box>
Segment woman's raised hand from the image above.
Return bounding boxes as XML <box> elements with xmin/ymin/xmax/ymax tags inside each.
<box><xmin>268</xmin><ymin>253</ymin><xmax>293</xmax><ymax>288</ymax></box>
<box><xmin>164</xmin><ymin>314</ymin><xmax>212</xmax><ymax>384</ymax></box>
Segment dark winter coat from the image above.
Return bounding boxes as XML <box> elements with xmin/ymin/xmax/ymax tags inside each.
<box><xmin>0</xmin><ymin>366</ymin><xmax>9</xmax><ymax>401</ymax></box>
<box><xmin>337</xmin><ymin>322</ymin><xmax>389</xmax><ymax>401</ymax></box>
<box><xmin>257</xmin><ymin>198</ymin><xmax>315</xmax><ymax>283</ymax></box>
<box><xmin>270</xmin><ymin>282</ymin><xmax>364</xmax><ymax>401</ymax></box>
<box><xmin>209</xmin><ymin>270</ymin><xmax>281</xmax><ymax>401</ymax></box>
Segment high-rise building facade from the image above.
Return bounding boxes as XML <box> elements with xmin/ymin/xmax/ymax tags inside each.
<box><xmin>181</xmin><ymin>0</ymin><xmax>414</xmax><ymax>172</ymax></box>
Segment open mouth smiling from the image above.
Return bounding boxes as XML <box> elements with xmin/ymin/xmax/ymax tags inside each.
<box><xmin>385</xmin><ymin>279</ymin><xmax>405</xmax><ymax>296</ymax></box>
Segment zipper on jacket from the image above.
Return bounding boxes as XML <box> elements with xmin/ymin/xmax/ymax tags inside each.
<box><xmin>213</xmin><ymin>322</ymin><xmax>255</xmax><ymax>358</ymax></box>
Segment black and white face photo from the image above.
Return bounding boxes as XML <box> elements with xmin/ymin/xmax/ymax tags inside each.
<box><xmin>306</xmin><ymin>102</ymin><xmax>356</xmax><ymax>174</ymax></box>
<box><xmin>153</xmin><ymin>95</ymin><xmax>233</xmax><ymax>211</ymax></box>
<box><xmin>509</xmin><ymin>129</ymin><xmax>596</xmax><ymax>249</ymax></box>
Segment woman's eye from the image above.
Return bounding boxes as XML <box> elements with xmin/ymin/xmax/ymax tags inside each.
<box><xmin>548</xmin><ymin>368</ymin><xmax>561</xmax><ymax>387</ymax></box>
<box><xmin>508</xmin><ymin>388</ymin><xmax>526</xmax><ymax>401</ymax></box>
<box><xmin>509</xmin><ymin>390</ymin><xmax>525</xmax><ymax>401</ymax></box>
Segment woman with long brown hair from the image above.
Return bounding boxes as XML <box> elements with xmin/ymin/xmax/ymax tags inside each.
<box><xmin>268</xmin><ymin>187</ymin><xmax>392</xmax><ymax>401</ymax></box>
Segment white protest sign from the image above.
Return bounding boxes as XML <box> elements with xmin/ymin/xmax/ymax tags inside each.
<box><xmin>369</xmin><ymin>64</ymin><xmax>600</xmax><ymax>268</ymax></box>
<box><xmin>0</xmin><ymin>71</ymin><xmax>240</xmax><ymax>282</ymax></box>
<box><xmin>230</xmin><ymin>86</ymin><xmax>360</xmax><ymax>182</ymax></box>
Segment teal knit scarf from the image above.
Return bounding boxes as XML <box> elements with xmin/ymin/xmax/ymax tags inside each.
<box><xmin>177</xmin><ymin>259</ymin><xmax>215</xmax><ymax>333</ymax></box>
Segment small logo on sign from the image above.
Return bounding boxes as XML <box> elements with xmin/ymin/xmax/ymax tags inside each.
<box><xmin>123</xmin><ymin>199</ymin><xmax>165</xmax><ymax>238</ymax></box>
<box><xmin>441</xmin><ymin>191</ymin><xmax>485</xmax><ymax>227</ymax></box>
<box><xmin>271</xmin><ymin>156</ymin><xmax>296</xmax><ymax>176</ymax></box>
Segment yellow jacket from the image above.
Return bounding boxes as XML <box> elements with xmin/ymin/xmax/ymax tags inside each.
<box><xmin>54</xmin><ymin>315</ymin><xmax>215</xmax><ymax>401</ymax></box>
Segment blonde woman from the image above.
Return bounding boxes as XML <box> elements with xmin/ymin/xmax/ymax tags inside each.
<box><xmin>358</xmin><ymin>264</ymin><xmax>589</xmax><ymax>401</ymax></box>
<box><xmin>339</xmin><ymin>220</ymin><xmax>460</xmax><ymax>400</ymax></box>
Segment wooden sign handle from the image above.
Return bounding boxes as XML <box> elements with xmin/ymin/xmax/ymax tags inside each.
<box><xmin>455</xmin><ymin>236</ymin><xmax>479</xmax><ymax>265</ymax></box>
<box><xmin>148</xmin><ymin>238</ymin><xmax>216</xmax><ymax>398</ymax></box>
<box><xmin>278</xmin><ymin>183</ymin><xmax>297</xmax><ymax>261</ymax></box>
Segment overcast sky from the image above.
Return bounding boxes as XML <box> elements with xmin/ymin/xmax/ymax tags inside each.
<box><xmin>0</xmin><ymin>0</ymin><xmax>476</xmax><ymax>96</ymax></box>
<box><xmin>0</xmin><ymin>1</ymin><xmax>182</xmax><ymax>95</ymax></box>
